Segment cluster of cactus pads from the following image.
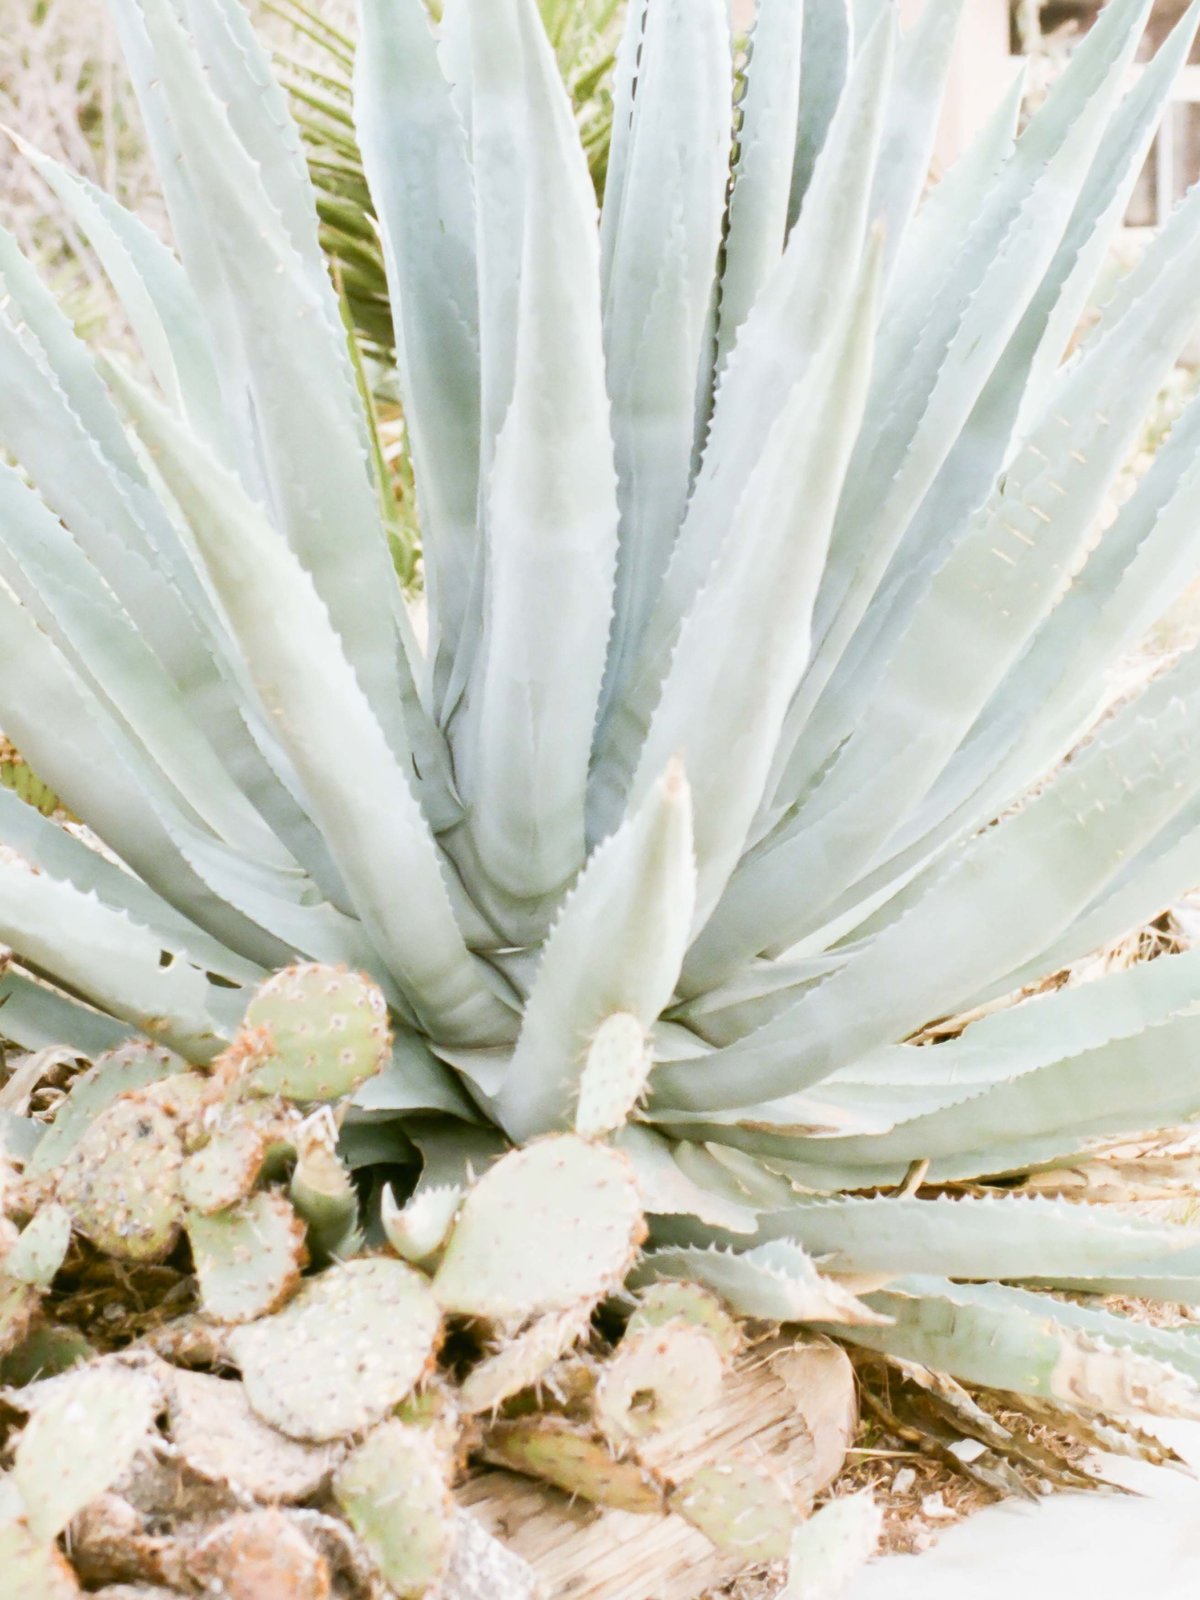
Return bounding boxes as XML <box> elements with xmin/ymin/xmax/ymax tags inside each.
<box><xmin>0</xmin><ymin>962</ymin><xmax>871</xmax><ymax>1598</ymax></box>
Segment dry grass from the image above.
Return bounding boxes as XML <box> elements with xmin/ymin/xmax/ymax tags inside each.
<box><xmin>0</xmin><ymin>0</ymin><xmax>166</xmax><ymax>335</ymax></box>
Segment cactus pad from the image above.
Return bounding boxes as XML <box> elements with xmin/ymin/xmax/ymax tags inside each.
<box><xmin>483</xmin><ymin>1417</ymin><xmax>664</xmax><ymax>1513</ymax></box>
<box><xmin>627</xmin><ymin>1281</ymin><xmax>742</xmax><ymax>1360</ymax></box>
<box><xmin>166</xmin><ymin>1367</ymin><xmax>337</xmax><ymax>1502</ymax></box>
<box><xmin>238</xmin><ymin>964</ymin><xmax>390</xmax><ymax>1102</ymax></box>
<box><xmin>187</xmin><ymin>1191</ymin><xmax>308</xmax><ymax>1323</ymax></box>
<box><xmin>0</xmin><ymin>1516</ymin><xmax>82</xmax><ymax>1598</ymax></box>
<box><xmin>594</xmin><ymin>1322</ymin><xmax>725</xmax><ymax>1443</ymax></box>
<box><xmin>13</xmin><ymin>1362</ymin><xmax>161</xmax><ymax>1540</ymax></box>
<box><xmin>228</xmin><ymin>1256</ymin><xmax>441</xmax><ymax>1441</ymax></box>
<box><xmin>0</xmin><ymin>1277</ymin><xmax>38</xmax><ymax>1359</ymax></box>
<box><xmin>780</xmin><ymin>1492</ymin><xmax>882</xmax><ymax>1599</ymax></box>
<box><xmin>333</xmin><ymin>1420</ymin><xmax>453</xmax><ymax>1598</ymax></box>
<box><xmin>433</xmin><ymin>1136</ymin><xmax>645</xmax><ymax>1322</ymax></box>
<box><xmin>381</xmin><ymin>1182</ymin><xmax>462</xmax><ymax>1266</ymax></box>
<box><xmin>5</xmin><ymin>1204</ymin><xmax>72</xmax><ymax>1288</ymax></box>
<box><xmin>27</xmin><ymin>1045</ymin><xmax>185</xmax><ymax>1177</ymax></box>
<box><xmin>668</xmin><ymin>1459</ymin><xmax>797</xmax><ymax>1563</ymax></box>
<box><xmin>54</xmin><ymin>1098</ymin><xmax>185</xmax><ymax>1261</ymax></box>
<box><xmin>0</xmin><ymin>1323</ymin><xmax>94</xmax><ymax>1385</ymax></box>
<box><xmin>459</xmin><ymin>1305</ymin><xmax>593</xmax><ymax>1414</ymax></box>
<box><xmin>180</xmin><ymin>1124</ymin><xmax>268</xmax><ymax>1214</ymax></box>
<box><xmin>574</xmin><ymin>1013</ymin><xmax>652</xmax><ymax>1139</ymax></box>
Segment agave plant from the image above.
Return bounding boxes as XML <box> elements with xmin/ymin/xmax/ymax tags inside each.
<box><xmin>6</xmin><ymin>0</ymin><xmax>1200</xmax><ymax>1431</ymax></box>
<box><xmin>275</xmin><ymin>0</ymin><xmax>624</xmax><ymax>362</ymax></box>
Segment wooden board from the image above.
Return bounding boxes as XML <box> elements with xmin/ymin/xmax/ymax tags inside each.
<box><xmin>457</xmin><ymin>1336</ymin><xmax>856</xmax><ymax>1600</ymax></box>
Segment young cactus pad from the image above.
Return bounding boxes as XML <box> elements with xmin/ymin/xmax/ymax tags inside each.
<box><xmin>668</xmin><ymin>1459</ymin><xmax>798</xmax><ymax>1564</ymax></box>
<box><xmin>574</xmin><ymin>1012</ymin><xmax>652</xmax><ymax>1139</ymax></box>
<box><xmin>0</xmin><ymin>1518</ymin><xmax>81</xmax><ymax>1600</ymax></box>
<box><xmin>4</xmin><ymin>1205</ymin><xmax>72</xmax><ymax>1289</ymax></box>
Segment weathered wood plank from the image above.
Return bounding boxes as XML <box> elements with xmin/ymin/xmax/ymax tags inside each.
<box><xmin>456</xmin><ymin>1336</ymin><xmax>856</xmax><ymax>1600</ymax></box>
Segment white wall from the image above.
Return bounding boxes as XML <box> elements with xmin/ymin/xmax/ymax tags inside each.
<box><xmin>902</xmin><ymin>0</ymin><xmax>1016</xmax><ymax>168</ymax></box>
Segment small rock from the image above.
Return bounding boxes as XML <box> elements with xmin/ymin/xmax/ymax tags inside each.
<box><xmin>920</xmin><ymin>1492</ymin><xmax>954</xmax><ymax>1521</ymax></box>
<box><xmin>188</xmin><ymin>1511</ymin><xmax>331</xmax><ymax>1600</ymax></box>
<box><xmin>69</xmin><ymin>1494</ymin><xmax>181</xmax><ymax>1589</ymax></box>
<box><xmin>891</xmin><ymin>1468</ymin><xmax>916</xmax><ymax>1495</ymax></box>
<box><xmin>947</xmin><ymin>1439</ymin><xmax>986</xmax><ymax>1464</ymax></box>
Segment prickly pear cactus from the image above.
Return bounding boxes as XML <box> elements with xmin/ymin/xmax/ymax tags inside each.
<box><xmin>0</xmin><ymin>1277</ymin><xmax>37</xmax><ymax>1360</ymax></box>
<box><xmin>627</xmin><ymin>1280</ymin><xmax>743</xmax><ymax>1359</ymax></box>
<box><xmin>333</xmin><ymin>1420</ymin><xmax>454</xmax><ymax>1598</ymax></box>
<box><xmin>433</xmin><ymin>1136</ymin><xmax>645</xmax><ymax>1322</ymax></box>
<box><xmin>237</xmin><ymin>964</ymin><xmax>391</xmax><ymax>1103</ymax></box>
<box><xmin>594</xmin><ymin>1320</ymin><xmax>726</xmax><ymax>1443</ymax></box>
<box><xmin>0</xmin><ymin>1039</ymin><xmax>828</xmax><ymax>1598</ymax></box>
<box><xmin>0</xmin><ymin>1514</ymin><xmax>81</xmax><ymax>1599</ymax></box>
<box><xmin>574</xmin><ymin>1012</ymin><xmax>651</xmax><ymax>1139</ymax></box>
<box><xmin>26</xmin><ymin>1045</ymin><xmax>185</xmax><ymax>1177</ymax></box>
<box><xmin>3</xmin><ymin>1205</ymin><xmax>71</xmax><ymax>1289</ymax></box>
<box><xmin>668</xmin><ymin>1459</ymin><xmax>798</xmax><ymax>1564</ymax></box>
<box><xmin>180</xmin><ymin>1121</ymin><xmax>270</xmax><ymax>1214</ymax></box>
<box><xmin>459</xmin><ymin>1305</ymin><xmax>593</xmax><ymax>1415</ymax></box>
<box><xmin>12</xmin><ymin>1362</ymin><xmax>160</xmax><ymax>1539</ymax></box>
<box><xmin>187</xmin><ymin>1191</ymin><xmax>308</xmax><ymax>1323</ymax></box>
<box><xmin>53</xmin><ymin>1097</ymin><xmax>186</xmax><ymax>1262</ymax></box>
<box><xmin>228</xmin><ymin>1256</ymin><xmax>441</xmax><ymax>1441</ymax></box>
<box><xmin>483</xmin><ymin>1416</ymin><xmax>666</xmax><ymax>1514</ymax></box>
<box><xmin>780</xmin><ymin>1492</ymin><xmax>882</xmax><ymax>1599</ymax></box>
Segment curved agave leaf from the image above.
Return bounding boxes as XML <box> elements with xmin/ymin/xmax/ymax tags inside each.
<box><xmin>354</xmin><ymin>0</ymin><xmax>481</xmax><ymax>711</ymax></box>
<box><xmin>598</xmin><ymin>0</ymin><xmax>730</xmax><ymax>715</ymax></box>
<box><xmin>786</xmin><ymin>0</ymin><xmax>852</xmax><ymax>232</ymax></box>
<box><xmin>828</xmin><ymin>1277</ymin><xmax>1200</xmax><ymax>1418</ymax></box>
<box><xmin>495</xmin><ymin>760</ymin><xmax>695</xmax><ymax>1141</ymax></box>
<box><xmin>453</xmin><ymin>0</ymin><xmax>620</xmax><ymax>913</ymax></box>
<box><xmin>762</xmin><ymin>3</ymin><xmax>1200</xmax><ymax>845</ymax></box>
<box><xmin>699</xmin><ymin>147</ymin><xmax>1200</xmax><ymax>980</ymax></box>
<box><xmin>788</xmin><ymin>0</ymin><xmax>1155</xmax><ymax>755</ymax></box>
<box><xmin>8</xmin><ymin>136</ymin><xmax>227</xmax><ymax>452</ymax></box>
<box><xmin>0</xmin><ymin>972</ymin><xmax>134</xmax><ymax>1058</ymax></box>
<box><xmin>628</xmin><ymin>236</ymin><xmax>881</xmax><ymax>929</ymax></box>
<box><xmin>750</xmin><ymin>1195</ymin><xmax>1200</xmax><ymax>1284</ymax></box>
<box><xmin>595</xmin><ymin>12</ymin><xmax>892</xmax><ymax>809</ymax></box>
<box><xmin>124</xmin><ymin>0</ymin><xmax>410</xmax><ymax>761</ymax></box>
<box><xmin>0</xmin><ymin>855</ymin><xmax>236</xmax><ymax>1060</ymax></box>
<box><xmin>632</xmin><ymin>1239</ymin><xmax>888</xmax><ymax>1326</ymax></box>
<box><xmin>0</xmin><ymin>786</ymin><xmax>262</xmax><ymax>988</ymax></box>
<box><xmin>113</xmin><ymin>363</ymin><xmax>513</xmax><ymax>1046</ymax></box>
<box><xmin>657</xmin><ymin>645</ymin><xmax>1200</xmax><ymax>1111</ymax></box>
